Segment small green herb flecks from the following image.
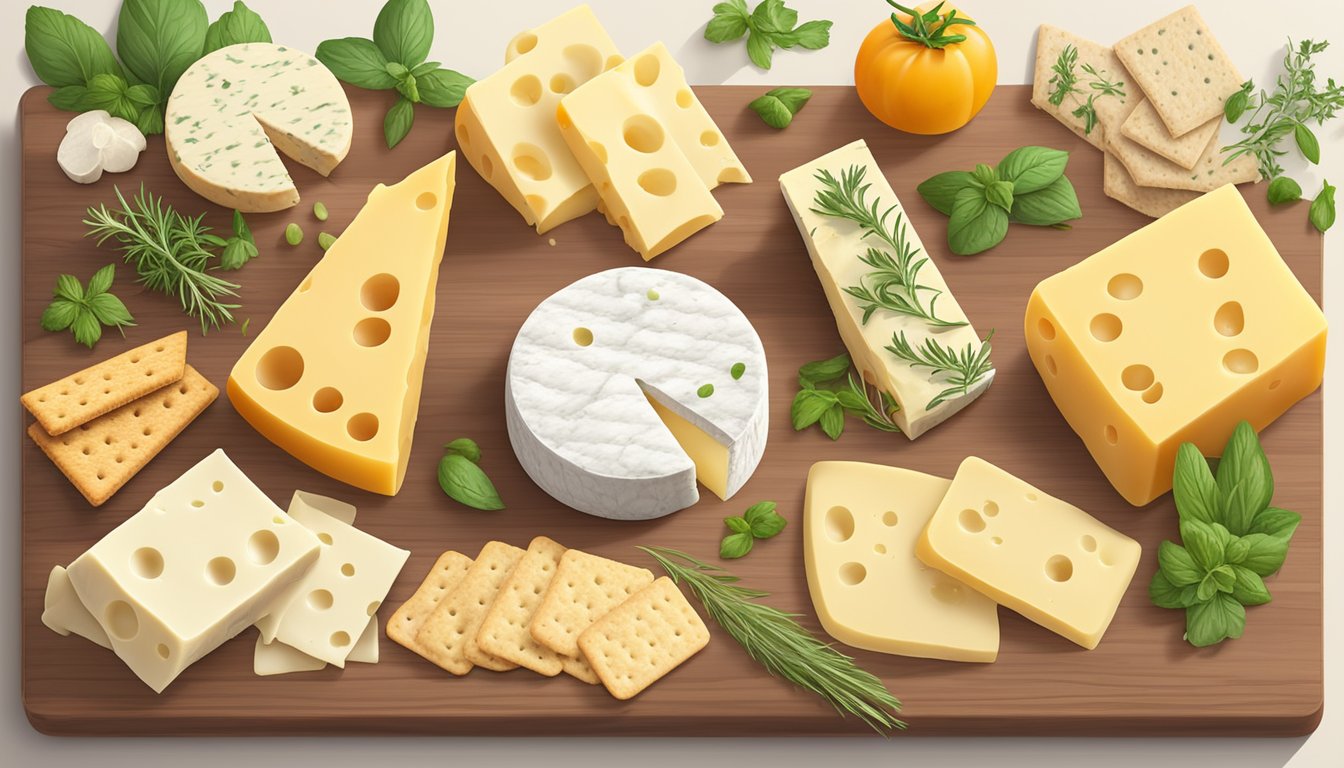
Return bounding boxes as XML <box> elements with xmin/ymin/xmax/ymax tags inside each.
<box><xmin>318</xmin><ymin>232</ymin><xmax>336</xmax><ymax>250</ymax></box>
<box><xmin>698</xmin><ymin>384</ymin><xmax>715</xmax><ymax>398</ymax></box>
<box><xmin>313</xmin><ymin>201</ymin><xmax>329</xmax><ymax>221</ymax></box>
<box><xmin>647</xmin><ymin>289</ymin><xmax>660</xmax><ymax>300</ymax></box>
<box><xmin>731</xmin><ymin>362</ymin><xmax>746</xmax><ymax>380</ymax></box>
<box><xmin>284</xmin><ymin>222</ymin><xmax>303</xmax><ymax>245</ymax></box>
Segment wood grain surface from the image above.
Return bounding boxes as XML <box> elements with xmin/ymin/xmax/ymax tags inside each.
<box><xmin>19</xmin><ymin>85</ymin><xmax>1323</xmax><ymax>736</ymax></box>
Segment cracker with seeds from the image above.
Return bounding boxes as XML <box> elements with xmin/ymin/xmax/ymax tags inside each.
<box><xmin>1114</xmin><ymin>5</ymin><xmax>1242</xmax><ymax>137</ymax></box>
<box><xmin>578</xmin><ymin>577</ymin><xmax>711</xmax><ymax>700</ymax></box>
<box><xmin>386</xmin><ymin>550</ymin><xmax>473</xmax><ymax>656</ymax></box>
<box><xmin>475</xmin><ymin>536</ymin><xmax>574</xmax><ymax>677</ymax></box>
<box><xmin>1106</xmin><ymin>97</ymin><xmax>1259</xmax><ymax>192</ymax></box>
<box><xmin>1030</xmin><ymin>24</ymin><xmax>1132</xmax><ymax>150</ymax></box>
<box><xmin>415</xmin><ymin>541</ymin><xmax>524</xmax><ymax>675</ymax></box>
<box><xmin>28</xmin><ymin>364</ymin><xmax>217</xmax><ymax>506</ymax></box>
<box><xmin>1103</xmin><ymin>152</ymin><xmax>1199</xmax><ymax>218</ymax></box>
<box><xmin>1120</xmin><ymin>99</ymin><xmax>1220</xmax><ymax>170</ymax></box>
<box><xmin>530</xmin><ymin>550</ymin><xmax>653</xmax><ymax>658</ymax></box>
<box><xmin>22</xmin><ymin>331</ymin><xmax>187</xmax><ymax>436</ymax></box>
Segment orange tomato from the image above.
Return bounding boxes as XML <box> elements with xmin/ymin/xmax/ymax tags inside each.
<box><xmin>854</xmin><ymin>2</ymin><xmax>997</xmax><ymax>135</ymax></box>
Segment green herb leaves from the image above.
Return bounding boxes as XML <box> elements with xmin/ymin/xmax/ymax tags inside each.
<box><xmin>886</xmin><ymin>330</ymin><xmax>993</xmax><ymax>410</ymax></box>
<box><xmin>204</xmin><ymin>1</ymin><xmax>272</xmax><ymax>54</ymax></box>
<box><xmin>1047</xmin><ymin>44</ymin><xmax>1126</xmax><ymax>135</ymax></box>
<box><xmin>437</xmin><ymin>438</ymin><xmax>504</xmax><ymax>511</ymax></box>
<box><xmin>917</xmin><ymin>146</ymin><xmax>1081</xmax><ymax>256</ymax></box>
<box><xmin>792</xmin><ymin>353</ymin><xmax>901</xmax><ymax>439</ymax></box>
<box><xmin>705</xmin><ymin>0</ymin><xmax>831</xmax><ymax>70</ymax></box>
<box><xmin>720</xmin><ymin>501</ymin><xmax>787</xmax><ymax>559</ymax></box>
<box><xmin>748</xmin><ymin>87</ymin><xmax>811</xmax><ymax>129</ymax></box>
<box><xmin>41</xmin><ymin>264</ymin><xmax>135</xmax><ymax>348</ymax></box>
<box><xmin>1149</xmin><ymin>421</ymin><xmax>1301</xmax><ymax>647</ymax></box>
<box><xmin>1310</xmin><ymin>181</ymin><xmax>1336</xmax><ymax>233</ymax></box>
<box><xmin>219</xmin><ymin>210</ymin><xmax>258</xmax><ymax>270</ymax></box>
<box><xmin>1266</xmin><ymin>176</ymin><xmax>1303</xmax><ymax>204</ymax></box>
<box><xmin>316</xmin><ymin>0</ymin><xmax>474</xmax><ymax>149</ymax></box>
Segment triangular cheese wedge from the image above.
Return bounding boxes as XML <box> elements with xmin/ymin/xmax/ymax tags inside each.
<box><xmin>228</xmin><ymin>152</ymin><xmax>456</xmax><ymax>495</ymax></box>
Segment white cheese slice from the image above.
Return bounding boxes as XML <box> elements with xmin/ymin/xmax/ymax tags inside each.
<box><xmin>64</xmin><ymin>449</ymin><xmax>322</xmax><ymax>693</ymax></box>
<box><xmin>252</xmin><ymin>614</ymin><xmax>378</xmax><ymax>676</ymax></box>
<box><xmin>347</xmin><ymin>612</ymin><xmax>379</xmax><ymax>664</ymax></box>
<box><xmin>779</xmin><ymin>140</ymin><xmax>994</xmax><ymax>439</ymax></box>
<box><xmin>41</xmin><ymin>565</ymin><xmax>110</xmax><ymax>649</ymax></box>
<box><xmin>165</xmin><ymin>42</ymin><xmax>352</xmax><ymax>212</ymax></box>
<box><xmin>505</xmin><ymin>267</ymin><xmax>768</xmax><ymax>520</ymax></box>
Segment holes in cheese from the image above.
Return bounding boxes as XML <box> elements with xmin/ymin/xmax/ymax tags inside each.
<box><xmin>105</xmin><ymin>601</ymin><xmax>138</xmax><ymax>640</ymax></box>
<box><xmin>131</xmin><ymin>548</ymin><xmax>163</xmax><ymax>579</ymax></box>
<box><xmin>248</xmin><ymin>530</ymin><xmax>280</xmax><ymax>566</ymax></box>
<box><xmin>206</xmin><ymin>557</ymin><xmax>236</xmax><ymax>586</ymax></box>
<box><xmin>1214</xmin><ymin>301</ymin><xmax>1244</xmax><ymax>336</ymax></box>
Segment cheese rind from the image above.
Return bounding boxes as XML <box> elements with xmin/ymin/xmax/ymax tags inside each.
<box><xmin>454</xmin><ymin>5</ymin><xmax>621</xmax><ymax>233</ymax></box>
<box><xmin>916</xmin><ymin>457</ymin><xmax>1141</xmax><ymax>649</ymax></box>
<box><xmin>227</xmin><ymin>152</ymin><xmax>456</xmax><ymax>495</ymax></box>
<box><xmin>804</xmin><ymin>462</ymin><xmax>999</xmax><ymax>662</ymax></box>
<box><xmin>1024</xmin><ymin>185</ymin><xmax>1327</xmax><ymax>505</ymax></box>
<box><xmin>780</xmin><ymin>140</ymin><xmax>993</xmax><ymax>439</ymax></box>
<box><xmin>64</xmin><ymin>449</ymin><xmax>321</xmax><ymax>692</ymax></box>
<box><xmin>165</xmin><ymin>43</ymin><xmax>352</xmax><ymax>212</ymax></box>
<box><xmin>505</xmin><ymin>267</ymin><xmax>768</xmax><ymax>520</ymax></box>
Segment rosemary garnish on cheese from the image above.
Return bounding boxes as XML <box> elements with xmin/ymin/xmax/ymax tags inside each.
<box><xmin>886</xmin><ymin>330</ymin><xmax>994</xmax><ymax>410</ymax></box>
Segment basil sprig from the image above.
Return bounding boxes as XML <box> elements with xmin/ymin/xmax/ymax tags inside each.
<box><xmin>315</xmin><ymin>0</ymin><xmax>474</xmax><ymax>149</ymax></box>
<box><xmin>748</xmin><ymin>87</ymin><xmax>811</xmax><ymax>129</ymax></box>
<box><xmin>1149</xmin><ymin>421</ymin><xmax>1301</xmax><ymax>647</ymax></box>
<box><xmin>705</xmin><ymin>0</ymin><xmax>831</xmax><ymax>70</ymax></box>
<box><xmin>437</xmin><ymin>438</ymin><xmax>504</xmax><ymax>511</ymax></box>
<box><xmin>917</xmin><ymin>146</ymin><xmax>1082</xmax><ymax>256</ymax></box>
<box><xmin>720</xmin><ymin>501</ymin><xmax>787</xmax><ymax>559</ymax></box>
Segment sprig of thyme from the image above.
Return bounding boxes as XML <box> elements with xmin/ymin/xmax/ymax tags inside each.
<box><xmin>1047</xmin><ymin>44</ymin><xmax>1126</xmax><ymax>135</ymax></box>
<box><xmin>886</xmin><ymin>330</ymin><xmax>994</xmax><ymax>410</ymax></box>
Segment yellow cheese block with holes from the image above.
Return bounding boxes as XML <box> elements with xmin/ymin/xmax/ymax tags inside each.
<box><xmin>227</xmin><ymin>152</ymin><xmax>456</xmax><ymax>495</ymax></box>
<box><xmin>804</xmin><ymin>461</ymin><xmax>999</xmax><ymax>662</ymax></box>
<box><xmin>1024</xmin><ymin>185</ymin><xmax>1326</xmax><ymax>506</ymax></box>
<box><xmin>453</xmin><ymin>5</ymin><xmax>621</xmax><ymax>234</ymax></box>
<box><xmin>916</xmin><ymin>457</ymin><xmax>1141</xmax><ymax>650</ymax></box>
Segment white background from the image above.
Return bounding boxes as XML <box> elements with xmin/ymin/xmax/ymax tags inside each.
<box><xmin>2</xmin><ymin>1</ymin><xmax>1339</xmax><ymax>766</ymax></box>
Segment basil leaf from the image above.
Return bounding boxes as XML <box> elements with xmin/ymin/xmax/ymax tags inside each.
<box><xmin>437</xmin><ymin>453</ymin><xmax>503</xmax><ymax>510</ymax></box>
<box><xmin>748</xmin><ymin>90</ymin><xmax>799</xmax><ymax>129</ymax></box>
<box><xmin>1224</xmin><ymin>535</ymin><xmax>1250</xmax><ymax>565</ymax></box>
<box><xmin>751</xmin><ymin>0</ymin><xmax>796</xmax><ymax>34</ymax></box>
<box><xmin>373</xmin><ymin>0</ymin><xmax>433</xmax><ymax>66</ymax></box>
<box><xmin>24</xmin><ymin>6</ymin><xmax>125</xmax><ymax>87</ymax></box>
<box><xmin>1220</xmin><ymin>480</ymin><xmax>1261</xmax><ymax>539</ymax></box>
<box><xmin>219</xmin><ymin>238</ymin><xmax>258</xmax><ymax>270</ymax></box>
<box><xmin>1246</xmin><ymin>506</ymin><xmax>1301</xmax><ymax>540</ymax></box>
<box><xmin>947</xmin><ymin>187</ymin><xmax>1008</xmax><ymax>256</ymax></box>
<box><xmin>316</xmin><ymin>37</ymin><xmax>399</xmax><ymax>90</ymax></box>
<box><xmin>1009</xmin><ymin>176</ymin><xmax>1082</xmax><ymax>226</ymax></box>
<box><xmin>1310</xmin><ymin>181</ymin><xmax>1335</xmax><ymax>233</ymax></box>
<box><xmin>1230</xmin><ymin>564</ymin><xmax>1272</xmax><ymax>606</ymax></box>
<box><xmin>791</xmin><ymin>388</ymin><xmax>837</xmax><ymax>430</ymax></box>
<box><xmin>135</xmin><ymin>104</ymin><xmax>163</xmax><ymax>135</ymax></box>
<box><xmin>395</xmin><ymin>72</ymin><xmax>420</xmax><ymax>103</ymax></box>
<box><xmin>87</xmin><ymin>292</ymin><xmax>135</xmax><ymax>327</ymax></box>
<box><xmin>1294</xmin><ymin>123</ymin><xmax>1320</xmax><ymax>164</ymax></box>
<box><xmin>116</xmin><ymin>0</ymin><xmax>208</xmax><ymax>103</ymax></box>
<box><xmin>781</xmin><ymin>19</ymin><xmax>831</xmax><ymax>50</ymax></box>
<box><xmin>742</xmin><ymin>501</ymin><xmax>776</xmax><ymax>525</ymax></box>
<box><xmin>720</xmin><ymin>531</ymin><xmax>754</xmax><ymax>559</ymax></box>
<box><xmin>1194</xmin><ymin>573</ymin><xmax>1218</xmax><ymax>603</ymax></box>
<box><xmin>1180</xmin><ymin>518</ymin><xmax>1227</xmax><ymax>571</ymax></box>
<box><xmin>1266</xmin><ymin>176</ymin><xmax>1303</xmax><ymax>205</ymax></box>
<box><xmin>418</xmin><ymin>68</ymin><xmax>473</xmax><ymax>108</ymax></box>
<box><xmin>444</xmin><ymin>437</ymin><xmax>481</xmax><ymax>463</ymax></box>
<box><xmin>1185</xmin><ymin>593</ymin><xmax>1245</xmax><ymax>647</ymax></box>
<box><xmin>48</xmin><ymin>85</ymin><xmax>88</xmax><ymax>112</ymax></box>
<box><xmin>1237</xmin><ymin>532</ymin><xmax>1290</xmax><ymax>577</ymax></box>
<box><xmin>54</xmin><ymin>273</ymin><xmax>84</xmax><ymax>302</ymax></box>
<box><xmin>1150</xmin><ymin>570</ymin><xmax>1191</xmax><ymax>609</ymax></box>
<box><xmin>971</xmin><ymin>163</ymin><xmax>997</xmax><ymax>187</ymax></box>
<box><xmin>997</xmin><ymin>146</ymin><xmax>1069</xmax><ymax>195</ymax></box>
<box><xmin>203</xmin><ymin>0</ymin><xmax>271</xmax><ymax>54</ymax></box>
<box><xmin>917</xmin><ymin>171</ymin><xmax>977</xmax><ymax>216</ymax></box>
<box><xmin>1156</xmin><ymin>540</ymin><xmax>1202</xmax><ymax>587</ymax></box>
<box><xmin>798</xmin><ymin>353</ymin><xmax>850</xmax><ymax>386</ymax></box>
<box><xmin>125</xmin><ymin>83</ymin><xmax>159</xmax><ymax>108</ymax></box>
<box><xmin>410</xmin><ymin>61</ymin><xmax>440</xmax><ymax>78</ymax></box>
<box><xmin>383</xmin><ymin>95</ymin><xmax>415</xmax><ymax>148</ymax></box>
<box><xmin>725</xmin><ymin>516</ymin><xmax>751</xmax><ymax>535</ymax></box>
<box><xmin>231</xmin><ymin>209</ymin><xmax>254</xmax><ymax>243</ymax></box>
<box><xmin>1172</xmin><ymin>442</ymin><xmax>1218</xmax><ymax>524</ymax></box>
<box><xmin>1209</xmin><ymin>564</ymin><xmax>1236</xmax><ymax>593</ymax></box>
<box><xmin>705</xmin><ymin>0</ymin><xmax>751</xmax><ymax>42</ymax></box>
<box><xmin>818</xmin><ymin>403</ymin><xmax>845</xmax><ymax>440</ymax></box>
<box><xmin>746</xmin><ymin>503</ymin><xmax>786</xmax><ymax>538</ymax></box>
<box><xmin>86</xmin><ymin>263</ymin><xmax>115</xmax><ymax>296</ymax></box>
<box><xmin>40</xmin><ymin>300</ymin><xmax>80</xmax><ymax>332</ymax></box>
<box><xmin>1215</xmin><ymin>421</ymin><xmax>1272</xmax><ymax>532</ymax></box>
<box><xmin>71</xmin><ymin>310</ymin><xmax>102</xmax><ymax>348</ymax></box>
<box><xmin>1224</xmin><ymin>84</ymin><xmax>1250</xmax><ymax>123</ymax></box>
<box><xmin>834</xmin><ymin>389</ymin><xmax>869</xmax><ymax>412</ymax></box>
<box><xmin>745</xmin><ymin>29</ymin><xmax>774</xmax><ymax>69</ymax></box>
<box><xmin>985</xmin><ymin>180</ymin><xmax>1014</xmax><ymax>212</ymax></box>
<box><xmin>385</xmin><ymin>61</ymin><xmax>410</xmax><ymax>79</ymax></box>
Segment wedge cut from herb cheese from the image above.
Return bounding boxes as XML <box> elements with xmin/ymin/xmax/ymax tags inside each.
<box><xmin>454</xmin><ymin>5</ymin><xmax>621</xmax><ymax>234</ymax></box>
<box><xmin>505</xmin><ymin>267</ymin><xmax>768</xmax><ymax>520</ymax></box>
<box><xmin>779</xmin><ymin>140</ymin><xmax>993</xmax><ymax>439</ymax></box>
<box><xmin>165</xmin><ymin>43</ymin><xmax>353</xmax><ymax>212</ymax></box>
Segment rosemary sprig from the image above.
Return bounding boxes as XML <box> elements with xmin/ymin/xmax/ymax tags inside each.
<box><xmin>886</xmin><ymin>330</ymin><xmax>994</xmax><ymax>410</ymax></box>
<box><xmin>1047</xmin><ymin>44</ymin><xmax>1126</xmax><ymax>135</ymax></box>
<box><xmin>84</xmin><ymin>185</ymin><xmax>242</xmax><ymax>333</ymax></box>
<box><xmin>811</xmin><ymin>166</ymin><xmax>963</xmax><ymax>328</ymax></box>
<box><xmin>638</xmin><ymin>546</ymin><xmax>905</xmax><ymax>734</ymax></box>
<box><xmin>838</xmin><ymin>372</ymin><xmax>902</xmax><ymax>433</ymax></box>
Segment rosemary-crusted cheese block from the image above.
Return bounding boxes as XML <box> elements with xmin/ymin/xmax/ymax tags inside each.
<box><xmin>228</xmin><ymin>152</ymin><xmax>456</xmax><ymax>495</ymax></box>
<box><xmin>165</xmin><ymin>43</ymin><xmax>352</xmax><ymax>212</ymax></box>
<box><xmin>505</xmin><ymin>267</ymin><xmax>768</xmax><ymax>520</ymax></box>
<box><xmin>780</xmin><ymin>140</ymin><xmax>994</xmax><ymax>439</ymax></box>
<box><xmin>454</xmin><ymin>5</ymin><xmax>621</xmax><ymax>234</ymax></box>
<box><xmin>557</xmin><ymin>42</ymin><xmax>750</xmax><ymax>260</ymax></box>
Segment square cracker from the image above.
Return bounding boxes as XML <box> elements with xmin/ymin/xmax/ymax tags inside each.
<box><xmin>415</xmin><ymin>541</ymin><xmax>524</xmax><ymax>675</ymax></box>
<box><xmin>1030</xmin><ymin>24</ymin><xmax>1132</xmax><ymax>150</ymax></box>
<box><xmin>1106</xmin><ymin>97</ymin><xmax>1259</xmax><ymax>192</ymax></box>
<box><xmin>1114</xmin><ymin>5</ymin><xmax>1242</xmax><ymax>137</ymax></box>
<box><xmin>1103</xmin><ymin>152</ymin><xmax>1199</xmax><ymax>218</ymax></box>
<box><xmin>22</xmin><ymin>331</ymin><xmax>187</xmax><ymax>436</ymax></box>
<box><xmin>28</xmin><ymin>364</ymin><xmax>217</xmax><ymax>506</ymax></box>
<box><xmin>1120</xmin><ymin>99</ymin><xmax>1220</xmax><ymax>170</ymax></box>
<box><xmin>578</xmin><ymin>577</ymin><xmax>711</xmax><ymax>700</ymax></box>
<box><xmin>530</xmin><ymin>549</ymin><xmax>653</xmax><ymax>658</ymax></box>
<box><xmin>475</xmin><ymin>536</ymin><xmax>596</xmax><ymax>681</ymax></box>
<box><xmin>386</xmin><ymin>550</ymin><xmax>473</xmax><ymax>658</ymax></box>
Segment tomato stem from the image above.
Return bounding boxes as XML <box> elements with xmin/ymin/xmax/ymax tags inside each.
<box><xmin>887</xmin><ymin>1</ymin><xmax>977</xmax><ymax>49</ymax></box>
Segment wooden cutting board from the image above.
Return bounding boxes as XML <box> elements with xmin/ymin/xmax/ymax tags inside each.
<box><xmin>19</xmin><ymin>85</ymin><xmax>1323</xmax><ymax>736</ymax></box>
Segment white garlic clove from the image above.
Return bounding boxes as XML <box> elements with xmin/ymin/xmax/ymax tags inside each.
<box><xmin>57</xmin><ymin>131</ymin><xmax>105</xmax><ymax>184</ymax></box>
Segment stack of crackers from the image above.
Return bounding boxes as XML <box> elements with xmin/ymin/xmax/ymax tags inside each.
<box><xmin>388</xmin><ymin>537</ymin><xmax>711</xmax><ymax>700</ymax></box>
<box><xmin>22</xmin><ymin>331</ymin><xmax>218</xmax><ymax>506</ymax></box>
<box><xmin>1032</xmin><ymin>5</ymin><xmax>1260</xmax><ymax>217</ymax></box>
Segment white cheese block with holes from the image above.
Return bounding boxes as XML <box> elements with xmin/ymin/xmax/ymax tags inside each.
<box><xmin>165</xmin><ymin>42</ymin><xmax>353</xmax><ymax>212</ymax></box>
<box><xmin>64</xmin><ymin>449</ymin><xmax>321</xmax><ymax>693</ymax></box>
<box><xmin>779</xmin><ymin>140</ymin><xmax>993</xmax><ymax>439</ymax></box>
<box><xmin>254</xmin><ymin>492</ymin><xmax>408</xmax><ymax>667</ymax></box>
<box><xmin>505</xmin><ymin>267</ymin><xmax>768</xmax><ymax>520</ymax></box>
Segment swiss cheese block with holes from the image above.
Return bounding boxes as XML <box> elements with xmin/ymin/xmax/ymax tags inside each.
<box><xmin>63</xmin><ymin>449</ymin><xmax>321</xmax><ymax>692</ymax></box>
<box><xmin>253</xmin><ymin>492</ymin><xmax>408</xmax><ymax>667</ymax></box>
<box><xmin>505</xmin><ymin>267</ymin><xmax>768</xmax><ymax>520</ymax></box>
<box><xmin>557</xmin><ymin>42</ymin><xmax>750</xmax><ymax>260</ymax></box>
<box><xmin>780</xmin><ymin>140</ymin><xmax>993</xmax><ymax>439</ymax></box>
<box><xmin>227</xmin><ymin>152</ymin><xmax>456</xmax><ymax>495</ymax></box>
<box><xmin>453</xmin><ymin>5</ymin><xmax>621</xmax><ymax>234</ymax></box>
<box><xmin>916</xmin><ymin>457</ymin><xmax>1141</xmax><ymax>650</ymax></box>
<box><xmin>1023</xmin><ymin>185</ymin><xmax>1327</xmax><ymax>506</ymax></box>
<box><xmin>165</xmin><ymin>43</ymin><xmax>352</xmax><ymax>212</ymax></box>
<box><xmin>803</xmin><ymin>462</ymin><xmax>999</xmax><ymax>663</ymax></box>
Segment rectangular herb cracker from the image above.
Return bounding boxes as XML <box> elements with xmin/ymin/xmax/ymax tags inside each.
<box><xmin>1030</xmin><ymin>24</ymin><xmax>1132</xmax><ymax>149</ymax></box>
<box><xmin>1106</xmin><ymin>97</ymin><xmax>1260</xmax><ymax>192</ymax></box>
<box><xmin>1102</xmin><ymin>152</ymin><xmax>1199</xmax><ymax>218</ymax></box>
<box><xmin>1119</xmin><ymin>99</ymin><xmax>1220</xmax><ymax>170</ymax></box>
